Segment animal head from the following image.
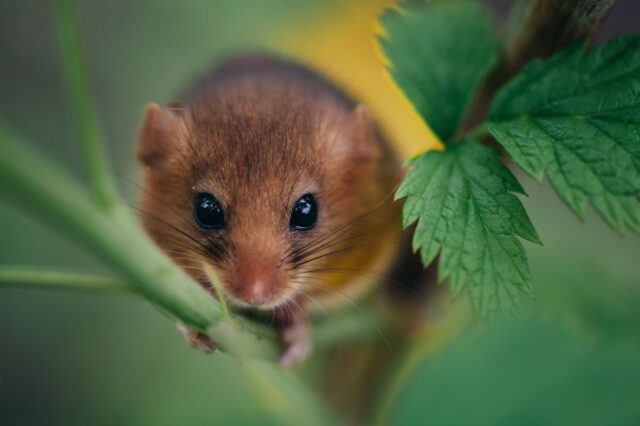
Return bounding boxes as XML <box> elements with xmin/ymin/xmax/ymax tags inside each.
<box><xmin>136</xmin><ymin>58</ymin><xmax>399</xmax><ymax>310</ymax></box>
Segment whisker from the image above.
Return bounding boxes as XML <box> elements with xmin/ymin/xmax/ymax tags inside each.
<box><xmin>134</xmin><ymin>207</ymin><xmax>226</xmax><ymax>261</ymax></box>
<box><xmin>295</xmin><ymin>287</ymin><xmax>330</xmax><ymax>318</ymax></box>
<box><xmin>114</xmin><ymin>178</ymin><xmax>228</xmax><ymax>261</ymax></box>
<box><xmin>300</xmin><ymin>266</ymin><xmax>396</xmax><ymax>280</ymax></box>
<box><xmin>116</xmin><ymin>173</ymin><xmax>189</xmax><ymax>218</ymax></box>
<box><xmin>300</xmin><ymin>266</ymin><xmax>428</xmax><ymax>304</ymax></box>
<box><xmin>289</xmin><ymin>298</ymin><xmax>311</xmax><ymax>327</ymax></box>
<box><xmin>286</xmin><ymin>212</ymin><xmax>370</xmax><ymax>263</ymax></box>
<box><xmin>288</xmin><ymin>230</ymin><xmax>382</xmax><ymax>265</ymax></box>
<box><xmin>288</xmin><ymin>244</ymin><xmax>367</xmax><ymax>271</ymax></box>
<box><xmin>289</xmin><ymin>184</ymin><xmax>397</xmax><ymax>260</ymax></box>
<box><xmin>299</xmin><ymin>277</ymin><xmax>393</xmax><ymax>352</ymax></box>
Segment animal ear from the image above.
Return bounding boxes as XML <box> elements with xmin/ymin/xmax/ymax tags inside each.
<box><xmin>331</xmin><ymin>104</ymin><xmax>380</xmax><ymax>169</ymax></box>
<box><xmin>136</xmin><ymin>103</ymin><xmax>184</xmax><ymax>168</ymax></box>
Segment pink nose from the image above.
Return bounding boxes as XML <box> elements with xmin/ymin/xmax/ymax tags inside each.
<box><xmin>233</xmin><ymin>247</ymin><xmax>280</xmax><ymax>306</ymax></box>
<box><xmin>240</xmin><ymin>278</ymin><xmax>274</xmax><ymax>306</ymax></box>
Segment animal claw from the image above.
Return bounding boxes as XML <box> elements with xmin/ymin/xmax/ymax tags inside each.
<box><xmin>176</xmin><ymin>323</ymin><xmax>217</xmax><ymax>354</ymax></box>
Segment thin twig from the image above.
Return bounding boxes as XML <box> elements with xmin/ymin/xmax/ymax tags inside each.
<box><xmin>0</xmin><ymin>267</ymin><xmax>133</xmax><ymax>294</ymax></box>
<box><xmin>54</xmin><ymin>0</ymin><xmax>119</xmax><ymax>209</ymax></box>
<box><xmin>462</xmin><ymin>0</ymin><xmax>616</xmax><ymax>134</ymax></box>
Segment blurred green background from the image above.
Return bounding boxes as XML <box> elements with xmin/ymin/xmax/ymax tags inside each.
<box><xmin>1</xmin><ymin>1</ymin><xmax>639</xmax><ymax>425</ymax></box>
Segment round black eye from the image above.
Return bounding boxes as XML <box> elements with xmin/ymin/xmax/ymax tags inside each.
<box><xmin>290</xmin><ymin>193</ymin><xmax>318</xmax><ymax>231</ymax></box>
<box><xmin>194</xmin><ymin>193</ymin><xmax>225</xmax><ymax>229</ymax></box>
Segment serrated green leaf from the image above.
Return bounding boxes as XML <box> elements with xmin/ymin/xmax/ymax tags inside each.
<box><xmin>380</xmin><ymin>0</ymin><xmax>499</xmax><ymax>142</ymax></box>
<box><xmin>488</xmin><ymin>35</ymin><xmax>640</xmax><ymax>232</ymax></box>
<box><xmin>396</xmin><ymin>139</ymin><xmax>539</xmax><ymax>314</ymax></box>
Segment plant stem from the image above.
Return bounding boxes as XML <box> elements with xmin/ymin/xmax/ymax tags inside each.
<box><xmin>0</xmin><ymin>120</ymin><xmax>384</xmax><ymax>358</ymax></box>
<box><xmin>204</xmin><ymin>263</ymin><xmax>231</xmax><ymax>319</ymax></box>
<box><xmin>244</xmin><ymin>360</ymin><xmax>345</xmax><ymax>426</ymax></box>
<box><xmin>0</xmin><ymin>267</ymin><xmax>133</xmax><ymax>294</ymax></box>
<box><xmin>0</xmin><ymin>0</ymin><xmax>386</xmax><ymax>366</ymax></box>
<box><xmin>0</xmin><ymin>262</ymin><xmax>381</xmax><ymax>359</ymax></box>
<box><xmin>462</xmin><ymin>0</ymin><xmax>616</xmax><ymax>134</ymax></box>
<box><xmin>503</xmin><ymin>0</ymin><xmax>615</xmax><ymax>76</ymax></box>
<box><xmin>0</xmin><ymin>263</ymin><xmax>351</xmax><ymax>420</ymax></box>
<box><xmin>54</xmin><ymin>0</ymin><xmax>119</xmax><ymax>209</ymax></box>
<box><xmin>372</xmin><ymin>301</ymin><xmax>473</xmax><ymax>426</ymax></box>
<box><xmin>0</xmin><ymin>123</ymin><xmax>222</xmax><ymax>330</ymax></box>
<box><xmin>466</xmin><ymin>123</ymin><xmax>488</xmax><ymax>142</ymax></box>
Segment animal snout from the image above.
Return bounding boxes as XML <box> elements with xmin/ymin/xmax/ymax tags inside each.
<box><xmin>239</xmin><ymin>277</ymin><xmax>275</xmax><ymax>306</ymax></box>
<box><xmin>233</xmin><ymin>263</ymin><xmax>281</xmax><ymax>306</ymax></box>
<box><xmin>232</xmin><ymin>245</ymin><xmax>284</xmax><ymax>307</ymax></box>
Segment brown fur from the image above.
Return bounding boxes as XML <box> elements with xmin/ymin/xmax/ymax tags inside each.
<box><xmin>136</xmin><ymin>54</ymin><xmax>402</xmax><ymax>312</ymax></box>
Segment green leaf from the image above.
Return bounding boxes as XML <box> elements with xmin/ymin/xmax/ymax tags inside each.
<box><xmin>396</xmin><ymin>139</ymin><xmax>539</xmax><ymax>314</ymax></box>
<box><xmin>384</xmin><ymin>317</ymin><xmax>640</xmax><ymax>426</ymax></box>
<box><xmin>488</xmin><ymin>35</ymin><xmax>640</xmax><ymax>232</ymax></box>
<box><xmin>380</xmin><ymin>1</ymin><xmax>499</xmax><ymax>142</ymax></box>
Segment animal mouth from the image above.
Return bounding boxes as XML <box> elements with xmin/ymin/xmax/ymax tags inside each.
<box><xmin>198</xmin><ymin>261</ymin><xmax>283</xmax><ymax>311</ymax></box>
<box><xmin>225</xmin><ymin>292</ymin><xmax>288</xmax><ymax>311</ymax></box>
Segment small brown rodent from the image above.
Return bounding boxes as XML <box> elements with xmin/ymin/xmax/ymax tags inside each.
<box><xmin>136</xmin><ymin>54</ymin><xmax>402</xmax><ymax>365</ymax></box>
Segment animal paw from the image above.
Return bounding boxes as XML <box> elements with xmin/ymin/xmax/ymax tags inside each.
<box><xmin>176</xmin><ymin>323</ymin><xmax>217</xmax><ymax>354</ymax></box>
<box><xmin>278</xmin><ymin>311</ymin><xmax>312</xmax><ymax>367</ymax></box>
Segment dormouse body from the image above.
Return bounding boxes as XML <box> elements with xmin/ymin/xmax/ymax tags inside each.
<box><xmin>136</xmin><ymin>55</ymin><xmax>402</xmax><ymax>364</ymax></box>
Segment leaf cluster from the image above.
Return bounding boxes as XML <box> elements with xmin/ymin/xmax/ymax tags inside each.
<box><xmin>381</xmin><ymin>0</ymin><xmax>640</xmax><ymax>314</ymax></box>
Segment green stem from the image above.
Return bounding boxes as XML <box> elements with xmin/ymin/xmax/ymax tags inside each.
<box><xmin>245</xmin><ymin>360</ymin><xmax>345</xmax><ymax>426</ymax></box>
<box><xmin>0</xmin><ymin>124</ymin><xmax>222</xmax><ymax>330</ymax></box>
<box><xmin>466</xmin><ymin>123</ymin><xmax>488</xmax><ymax>141</ymax></box>
<box><xmin>0</xmin><ymin>263</ymin><xmax>381</xmax><ymax>359</ymax></box>
<box><xmin>0</xmin><ymin>0</ymin><xmax>384</xmax><ymax>366</ymax></box>
<box><xmin>372</xmin><ymin>301</ymin><xmax>473</xmax><ymax>426</ymax></box>
<box><xmin>204</xmin><ymin>263</ymin><xmax>231</xmax><ymax>319</ymax></box>
<box><xmin>0</xmin><ymin>3</ymin><xmax>359</xmax><ymax>420</ymax></box>
<box><xmin>54</xmin><ymin>0</ymin><xmax>119</xmax><ymax>209</ymax></box>
<box><xmin>0</xmin><ymin>266</ymin><xmax>133</xmax><ymax>294</ymax></box>
<box><xmin>0</xmin><ymin>264</ymin><xmax>347</xmax><ymax>421</ymax></box>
